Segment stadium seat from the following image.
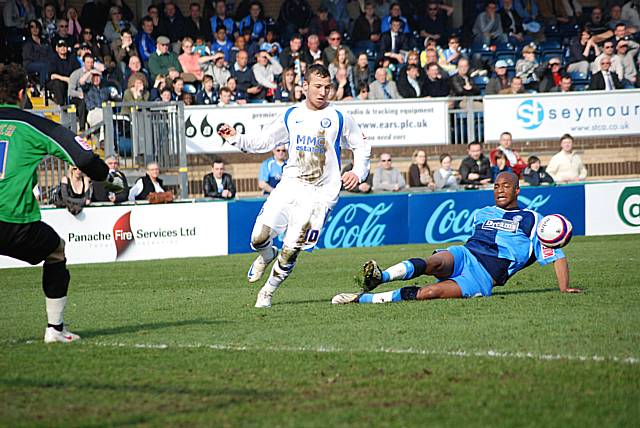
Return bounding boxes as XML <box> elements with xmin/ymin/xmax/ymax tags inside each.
<box><xmin>473</xmin><ymin>75</ymin><xmax>489</xmax><ymax>93</ymax></box>
<box><xmin>183</xmin><ymin>83</ymin><xmax>197</xmax><ymax>94</ymax></box>
<box><xmin>495</xmin><ymin>42</ymin><xmax>515</xmax><ymax>55</ymax></box>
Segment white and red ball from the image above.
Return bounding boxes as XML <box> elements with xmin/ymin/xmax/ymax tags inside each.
<box><xmin>537</xmin><ymin>214</ymin><xmax>573</xmax><ymax>248</ymax></box>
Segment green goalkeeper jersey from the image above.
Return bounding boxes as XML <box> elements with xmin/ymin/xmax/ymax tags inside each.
<box><xmin>0</xmin><ymin>104</ymin><xmax>108</xmax><ymax>224</ymax></box>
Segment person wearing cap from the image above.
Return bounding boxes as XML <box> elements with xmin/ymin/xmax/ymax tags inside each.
<box><xmin>538</xmin><ymin>57</ymin><xmax>565</xmax><ymax>92</ymax></box>
<box><xmin>614</xmin><ymin>40</ymin><xmax>637</xmax><ymax>88</ymax></box>
<box><xmin>485</xmin><ymin>59</ymin><xmax>511</xmax><ymax>94</ymax></box>
<box><xmin>147</xmin><ymin>35</ymin><xmax>183</xmax><ymax>81</ymax></box>
<box><xmin>47</xmin><ymin>39</ymin><xmax>80</xmax><ymax>105</ymax></box>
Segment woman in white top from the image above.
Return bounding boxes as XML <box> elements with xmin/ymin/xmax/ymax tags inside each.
<box><xmin>433</xmin><ymin>153</ymin><xmax>460</xmax><ymax>190</ymax></box>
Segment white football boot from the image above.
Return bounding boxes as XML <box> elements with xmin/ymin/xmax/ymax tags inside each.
<box><xmin>255</xmin><ymin>289</ymin><xmax>274</xmax><ymax>308</ymax></box>
<box><xmin>44</xmin><ymin>327</ymin><xmax>81</xmax><ymax>343</ymax></box>
<box><xmin>331</xmin><ymin>293</ymin><xmax>361</xmax><ymax>305</ymax></box>
<box><xmin>247</xmin><ymin>246</ymin><xmax>278</xmax><ymax>283</ymax></box>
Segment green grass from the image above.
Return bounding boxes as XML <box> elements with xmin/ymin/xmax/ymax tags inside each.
<box><xmin>1</xmin><ymin>235</ymin><xmax>639</xmax><ymax>427</ymax></box>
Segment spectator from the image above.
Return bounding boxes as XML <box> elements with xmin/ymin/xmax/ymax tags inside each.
<box><xmin>397</xmin><ymin>50</ymin><xmax>424</xmax><ymax>90</ymax></box>
<box><xmin>179</xmin><ymin>37</ymin><xmax>216</xmax><ymax>82</ymax></box>
<box><xmin>259</xmin><ymin>146</ymin><xmax>287</xmax><ymax>194</ymax></box>
<box><xmin>146</xmin><ymin>4</ymin><xmax>167</xmax><ymax>40</ymax></box>
<box><xmin>566</xmin><ymin>30</ymin><xmax>599</xmax><ymax>75</ymax></box>
<box><xmin>150</xmin><ymin>75</ymin><xmax>168</xmax><ymax>100</ymax></box>
<box><xmin>47</xmin><ymin>39</ymin><xmax>79</xmax><ymax>105</ymax></box>
<box><xmin>147</xmin><ymin>36</ymin><xmax>182</xmax><ymax>81</ymax></box>
<box><xmin>523</xmin><ymin>155</ymin><xmax>555</xmax><ymax>186</ymax></box>
<box><xmin>550</xmin><ymin>74</ymin><xmax>573</xmax><ymax>92</ymax></box>
<box><xmin>491</xmin><ymin>151</ymin><xmax>513</xmax><ymax>181</ymax></box>
<box><xmin>515</xmin><ymin>44</ymin><xmax>541</xmax><ymax>90</ymax></box>
<box><xmin>103</xmin><ymin>6</ymin><xmax>136</xmax><ymax>44</ymax></box>
<box><xmin>422</xmin><ymin>47</ymin><xmax>449</xmax><ymax>79</ymax></box>
<box><xmin>279</xmin><ymin>33</ymin><xmax>305</xmax><ymax>70</ymax></box>
<box><xmin>92</xmin><ymin>156</ymin><xmax>129</xmax><ymax>203</ymax></box>
<box><xmin>546</xmin><ymin>134</ymin><xmax>587</xmax><ymax>183</ymax></box>
<box><xmin>490</xmin><ymin>131</ymin><xmax>527</xmax><ymax>176</ymax></box>
<box><xmin>422</xmin><ymin>62</ymin><xmax>450</xmax><ymax>97</ymax></box>
<box><xmin>231</xmin><ymin>49</ymin><xmax>261</xmax><ymax>100</ymax></box>
<box><xmin>66</xmin><ymin>7</ymin><xmax>82</xmax><ymax>43</ymax></box>
<box><xmin>251</xmin><ymin>50</ymin><xmax>283</xmax><ymax>100</ymax></box>
<box><xmin>333</xmin><ymin>65</ymin><xmax>355</xmax><ymax>100</ymax></box>
<box><xmin>351</xmin><ymin>1</ymin><xmax>382</xmax><ymax>53</ymax></box>
<box><xmin>184</xmin><ymin>1</ymin><xmax>213</xmax><ymax>42</ymax></box>
<box><xmin>438</xmin><ymin>36</ymin><xmax>465</xmax><ymax>76</ymax></box>
<box><xmin>195</xmin><ymin>75</ymin><xmax>218</xmax><ymax>104</ymax></box>
<box><xmin>51</xmin><ymin>18</ymin><xmax>75</xmax><ymax>49</ymax></box>
<box><xmin>58</xmin><ymin>165</ymin><xmax>91</xmax><ymax>214</ymax></box>
<box><xmin>500</xmin><ymin>0</ymin><xmax>526</xmax><ymax>44</ymax></box>
<box><xmin>211</xmin><ymin>52</ymin><xmax>231</xmax><ymax>89</ymax></box>
<box><xmin>538</xmin><ymin>57</ymin><xmax>564</xmax><ymax>92</ymax></box>
<box><xmin>433</xmin><ymin>153</ymin><xmax>460</xmax><ymax>190</ymax></box>
<box><xmin>419</xmin><ymin>1</ymin><xmax>451</xmax><ymax>46</ymax></box>
<box><xmin>259</xmin><ymin>29</ymin><xmax>282</xmax><ymax>60</ymax></box>
<box><xmin>217</xmin><ymin>86</ymin><xmax>235</xmax><ymax>106</ymax></box>
<box><xmin>352</xmin><ymin>52</ymin><xmax>372</xmax><ymax>90</ymax></box>
<box><xmin>135</xmin><ymin>16</ymin><xmax>156</xmax><ymax>64</ymax></box>
<box><xmin>84</xmin><ymin>71</ymin><xmax>110</xmax><ymax>140</ymax></box>
<box><xmin>397</xmin><ymin>64</ymin><xmax>423</xmax><ymax>98</ymax></box>
<box><xmin>225</xmin><ymin>76</ymin><xmax>247</xmax><ymax>104</ymax></box>
<box><xmin>485</xmin><ymin>59</ymin><xmax>510</xmax><ymax>94</ymax></box>
<box><xmin>378</xmin><ymin>16</ymin><xmax>410</xmax><ymax>64</ymax></box>
<box><xmin>356</xmin><ymin>82</ymin><xmax>370</xmax><ymax>100</ymax></box>
<box><xmin>305</xmin><ymin>34</ymin><xmax>323</xmax><ymax>63</ymax></box>
<box><xmin>342</xmin><ymin>161</ymin><xmax>372</xmax><ymax>193</ymax></box>
<box><xmin>129</xmin><ymin>162</ymin><xmax>166</xmax><ymax>201</ymax></box>
<box><xmin>538</xmin><ymin>0</ymin><xmax>572</xmax><ymax>26</ymax></box>
<box><xmin>614</xmin><ymin>40</ymin><xmax>638</xmax><ymax>88</ymax></box>
<box><xmin>124</xmin><ymin>55</ymin><xmax>149</xmax><ymax>90</ymax></box>
<box><xmin>369</xmin><ymin>66</ymin><xmax>401</xmax><ymax>99</ymax></box>
<box><xmin>274</xmin><ymin>68</ymin><xmax>297</xmax><ymax>102</ymax></box>
<box><xmin>4</xmin><ymin>0</ymin><xmax>36</xmax><ymax>63</ymax></box>
<box><xmin>171</xmin><ymin>77</ymin><xmax>185</xmax><ymax>100</ymax></box>
<box><xmin>589</xmin><ymin>55</ymin><xmax>623</xmax><ymax>90</ymax></box>
<box><xmin>40</xmin><ymin>3</ymin><xmax>58</xmax><ymax>42</ymax></box>
<box><xmin>162</xmin><ymin>1</ymin><xmax>187</xmax><ymax>43</ymax></box>
<box><xmin>498</xmin><ymin>75</ymin><xmax>526</xmax><ymax>94</ymax></box>
<box><xmin>450</xmin><ymin>58</ymin><xmax>481</xmax><ymax>101</ymax></box>
<box><xmin>68</xmin><ymin>53</ymin><xmax>98</xmax><ymax>130</ymax></box>
<box><xmin>473</xmin><ymin>1</ymin><xmax>508</xmax><ymax>46</ymax></box>
<box><xmin>592</xmin><ymin>40</ymin><xmax>621</xmax><ymax>75</ymax></box>
<box><xmin>584</xmin><ymin>7</ymin><xmax>609</xmax><ymax>39</ymax></box>
<box><xmin>211</xmin><ymin>26</ymin><xmax>234</xmax><ymax>61</ymax></box>
<box><xmin>513</xmin><ymin>0</ymin><xmax>541</xmax><ymax>25</ymax></box>
<box><xmin>209</xmin><ymin>0</ymin><xmax>237</xmax><ymax>37</ymax></box>
<box><xmin>277</xmin><ymin>0</ymin><xmax>313</xmax><ymax>43</ymax></box>
<box><xmin>329</xmin><ymin>47</ymin><xmax>353</xmax><ymax>79</ymax></box>
<box><xmin>408</xmin><ymin>149</ymin><xmax>435</xmax><ymax>189</ymax></box>
<box><xmin>293</xmin><ymin>84</ymin><xmax>305</xmax><ymax>102</ymax></box>
<box><xmin>111</xmin><ymin>29</ymin><xmax>138</xmax><ymax>72</ymax></box>
<box><xmin>203</xmin><ymin>159</ymin><xmax>236</xmax><ymax>199</ymax></box>
<box><xmin>238</xmin><ymin>1</ymin><xmax>266</xmax><ymax>43</ymax></box>
<box><xmin>81</xmin><ymin>26</ymin><xmax>107</xmax><ymax>63</ymax></box>
<box><xmin>459</xmin><ymin>141</ymin><xmax>492</xmax><ymax>187</ymax></box>
<box><xmin>373</xmin><ymin>153</ymin><xmax>406</xmax><ymax>192</ymax></box>
<box><xmin>322</xmin><ymin>30</ymin><xmax>356</xmax><ymax>65</ymax></box>
<box><xmin>123</xmin><ymin>75</ymin><xmax>149</xmax><ymax>102</ymax></box>
<box><xmin>380</xmin><ymin>2</ymin><xmax>410</xmax><ymax>34</ymax></box>
<box><xmin>23</xmin><ymin>20</ymin><xmax>52</xmax><ymax>91</ymax></box>
<box><xmin>310</xmin><ymin>5</ymin><xmax>339</xmax><ymax>46</ymax></box>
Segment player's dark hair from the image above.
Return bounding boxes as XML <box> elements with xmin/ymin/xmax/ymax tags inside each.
<box><xmin>527</xmin><ymin>155</ymin><xmax>540</xmax><ymax>166</ymax></box>
<box><xmin>439</xmin><ymin>153</ymin><xmax>451</xmax><ymax>163</ymax></box>
<box><xmin>212</xmin><ymin>158</ymin><xmax>225</xmax><ymax>167</ymax></box>
<box><xmin>0</xmin><ymin>63</ymin><xmax>28</xmax><ymax>105</ymax></box>
<box><xmin>304</xmin><ymin>63</ymin><xmax>330</xmax><ymax>82</ymax></box>
<box><xmin>82</xmin><ymin>53</ymin><xmax>93</xmax><ymax>61</ymax></box>
<box><xmin>467</xmin><ymin>141</ymin><xmax>482</xmax><ymax>149</ymax></box>
<box><xmin>390</xmin><ymin>16</ymin><xmax>403</xmax><ymax>25</ymax></box>
<box><xmin>500</xmin><ymin>131</ymin><xmax>512</xmax><ymax>138</ymax></box>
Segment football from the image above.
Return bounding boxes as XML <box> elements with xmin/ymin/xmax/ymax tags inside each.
<box><xmin>537</xmin><ymin>214</ymin><xmax>573</xmax><ymax>248</ymax></box>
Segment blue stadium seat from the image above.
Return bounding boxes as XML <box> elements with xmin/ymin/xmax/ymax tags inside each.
<box><xmin>473</xmin><ymin>75</ymin><xmax>489</xmax><ymax>93</ymax></box>
<box><xmin>495</xmin><ymin>42</ymin><xmax>515</xmax><ymax>55</ymax></box>
<box><xmin>538</xmin><ymin>40</ymin><xmax>562</xmax><ymax>52</ymax></box>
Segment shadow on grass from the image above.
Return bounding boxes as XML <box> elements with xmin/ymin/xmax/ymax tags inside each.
<box><xmin>278</xmin><ymin>298</ymin><xmax>330</xmax><ymax>305</ymax></box>
<box><xmin>493</xmin><ymin>287</ymin><xmax>558</xmax><ymax>296</ymax></box>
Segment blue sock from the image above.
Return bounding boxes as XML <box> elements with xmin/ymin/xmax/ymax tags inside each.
<box><xmin>358</xmin><ymin>286</ymin><xmax>420</xmax><ymax>304</ymax></box>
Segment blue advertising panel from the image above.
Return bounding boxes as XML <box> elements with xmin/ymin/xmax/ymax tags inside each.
<box><xmin>408</xmin><ymin>184</ymin><xmax>586</xmax><ymax>244</ymax></box>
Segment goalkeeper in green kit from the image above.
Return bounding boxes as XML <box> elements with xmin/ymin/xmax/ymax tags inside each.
<box><xmin>0</xmin><ymin>64</ymin><xmax>122</xmax><ymax>343</ymax></box>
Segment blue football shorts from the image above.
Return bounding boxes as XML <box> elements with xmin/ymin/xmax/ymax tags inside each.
<box><xmin>444</xmin><ymin>246</ymin><xmax>494</xmax><ymax>298</ymax></box>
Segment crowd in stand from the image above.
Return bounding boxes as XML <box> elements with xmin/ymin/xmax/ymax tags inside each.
<box><xmin>4</xmin><ymin>0</ymin><xmax>640</xmax><ymax>126</ymax></box>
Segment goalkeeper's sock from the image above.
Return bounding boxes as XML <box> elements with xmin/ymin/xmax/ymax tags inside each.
<box><xmin>358</xmin><ymin>286</ymin><xmax>420</xmax><ymax>304</ymax></box>
<box><xmin>381</xmin><ymin>258</ymin><xmax>427</xmax><ymax>283</ymax></box>
<box><xmin>45</xmin><ymin>296</ymin><xmax>67</xmax><ymax>329</ymax></box>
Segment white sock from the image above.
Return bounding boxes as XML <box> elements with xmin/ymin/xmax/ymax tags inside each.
<box><xmin>45</xmin><ymin>296</ymin><xmax>67</xmax><ymax>326</ymax></box>
<box><xmin>384</xmin><ymin>261</ymin><xmax>411</xmax><ymax>281</ymax></box>
<box><xmin>258</xmin><ymin>245</ymin><xmax>275</xmax><ymax>262</ymax></box>
<box><xmin>264</xmin><ymin>259</ymin><xmax>294</xmax><ymax>291</ymax></box>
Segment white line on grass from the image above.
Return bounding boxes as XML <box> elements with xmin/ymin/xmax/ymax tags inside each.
<box><xmin>14</xmin><ymin>340</ymin><xmax>640</xmax><ymax>365</ymax></box>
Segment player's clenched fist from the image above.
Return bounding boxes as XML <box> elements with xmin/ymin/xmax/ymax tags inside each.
<box><xmin>217</xmin><ymin>124</ymin><xmax>236</xmax><ymax>140</ymax></box>
<box><xmin>341</xmin><ymin>171</ymin><xmax>359</xmax><ymax>191</ymax></box>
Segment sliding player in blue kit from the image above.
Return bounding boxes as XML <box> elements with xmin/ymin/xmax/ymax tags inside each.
<box><xmin>332</xmin><ymin>172</ymin><xmax>581</xmax><ymax>305</ymax></box>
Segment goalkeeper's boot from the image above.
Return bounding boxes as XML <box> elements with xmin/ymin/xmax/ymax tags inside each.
<box><xmin>331</xmin><ymin>293</ymin><xmax>361</xmax><ymax>305</ymax></box>
<box><xmin>254</xmin><ymin>289</ymin><xmax>273</xmax><ymax>308</ymax></box>
<box><xmin>360</xmin><ymin>260</ymin><xmax>383</xmax><ymax>292</ymax></box>
<box><xmin>44</xmin><ymin>327</ymin><xmax>81</xmax><ymax>343</ymax></box>
<box><xmin>247</xmin><ymin>246</ymin><xmax>278</xmax><ymax>283</ymax></box>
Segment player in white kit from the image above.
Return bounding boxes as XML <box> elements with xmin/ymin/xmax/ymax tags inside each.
<box><xmin>218</xmin><ymin>64</ymin><xmax>371</xmax><ymax>308</ymax></box>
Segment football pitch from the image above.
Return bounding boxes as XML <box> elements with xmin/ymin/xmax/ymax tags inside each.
<box><xmin>1</xmin><ymin>235</ymin><xmax>639</xmax><ymax>427</ymax></box>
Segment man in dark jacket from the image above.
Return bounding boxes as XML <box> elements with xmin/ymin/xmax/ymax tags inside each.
<box><xmin>459</xmin><ymin>141</ymin><xmax>492</xmax><ymax>188</ymax></box>
<box><xmin>92</xmin><ymin>156</ymin><xmax>129</xmax><ymax>203</ymax></box>
<box><xmin>422</xmin><ymin>62</ymin><xmax>450</xmax><ymax>97</ymax></box>
<box><xmin>589</xmin><ymin>56</ymin><xmax>623</xmax><ymax>90</ymax></box>
<box><xmin>128</xmin><ymin>162</ymin><xmax>166</xmax><ymax>201</ymax></box>
<box><xmin>203</xmin><ymin>159</ymin><xmax>236</xmax><ymax>199</ymax></box>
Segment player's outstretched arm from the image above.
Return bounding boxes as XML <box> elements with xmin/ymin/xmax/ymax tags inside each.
<box><xmin>553</xmin><ymin>258</ymin><xmax>581</xmax><ymax>293</ymax></box>
<box><xmin>217</xmin><ymin>115</ymin><xmax>289</xmax><ymax>154</ymax></box>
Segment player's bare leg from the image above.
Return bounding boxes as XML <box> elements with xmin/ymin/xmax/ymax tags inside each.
<box><xmin>247</xmin><ymin>224</ymin><xmax>279</xmax><ymax>283</ymax></box>
<box><xmin>42</xmin><ymin>239</ymin><xmax>80</xmax><ymax>343</ymax></box>
<box><xmin>332</xmin><ymin>278</ymin><xmax>462</xmax><ymax>304</ymax></box>
<box><xmin>255</xmin><ymin>245</ymin><xmax>300</xmax><ymax>308</ymax></box>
